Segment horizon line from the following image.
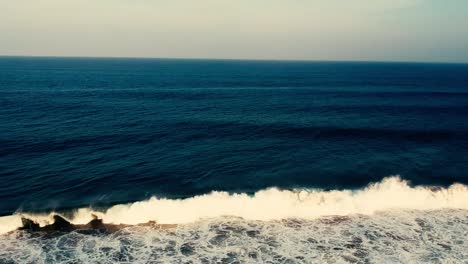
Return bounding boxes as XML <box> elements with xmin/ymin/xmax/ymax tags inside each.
<box><xmin>1</xmin><ymin>54</ymin><xmax>468</xmax><ymax>65</ymax></box>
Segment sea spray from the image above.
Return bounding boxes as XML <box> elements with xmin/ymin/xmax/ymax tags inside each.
<box><xmin>2</xmin><ymin>176</ymin><xmax>467</xmax><ymax>235</ymax></box>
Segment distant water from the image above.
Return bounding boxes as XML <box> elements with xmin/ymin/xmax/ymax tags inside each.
<box><xmin>1</xmin><ymin>57</ymin><xmax>467</xmax><ymax>263</ymax></box>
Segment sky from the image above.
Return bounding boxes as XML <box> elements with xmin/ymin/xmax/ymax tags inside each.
<box><xmin>1</xmin><ymin>0</ymin><xmax>467</xmax><ymax>62</ymax></box>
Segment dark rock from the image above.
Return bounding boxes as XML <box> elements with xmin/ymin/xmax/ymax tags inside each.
<box><xmin>20</xmin><ymin>218</ymin><xmax>40</xmax><ymax>231</ymax></box>
<box><xmin>18</xmin><ymin>214</ymin><xmax>177</xmax><ymax>233</ymax></box>
<box><xmin>85</xmin><ymin>217</ymin><xmax>106</xmax><ymax>230</ymax></box>
<box><xmin>47</xmin><ymin>215</ymin><xmax>74</xmax><ymax>232</ymax></box>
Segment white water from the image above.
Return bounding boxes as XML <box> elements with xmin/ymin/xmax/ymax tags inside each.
<box><xmin>1</xmin><ymin>210</ymin><xmax>467</xmax><ymax>263</ymax></box>
<box><xmin>1</xmin><ymin>176</ymin><xmax>467</xmax><ymax>235</ymax></box>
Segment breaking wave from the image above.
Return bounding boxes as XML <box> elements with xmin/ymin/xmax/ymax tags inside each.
<box><xmin>1</xmin><ymin>176</ymin><xmax>467</xmax><ymax>235</ymax></box>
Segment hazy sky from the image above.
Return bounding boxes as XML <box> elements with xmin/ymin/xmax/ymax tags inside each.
<box><xmin>1</xmin><ymin>0</ymin><xmax>467</xmax><ymax>62</ymax></box>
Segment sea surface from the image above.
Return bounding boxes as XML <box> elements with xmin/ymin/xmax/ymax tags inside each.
<box><xmin>0</xmin><ymin>57</ymin><xmax>467</xmax><ymax>263</ymax></box>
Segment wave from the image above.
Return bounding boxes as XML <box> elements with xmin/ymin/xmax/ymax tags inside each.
<box><xmin>1</xmin><ymin>176</ymin><xmax>467</xmax><ymax>235</ymax></box>
<box><xmin>5</xmin><ymin>122</ymin><xmax>468</xmax><ymax>157</ymax></box>
<box><xmin>171</xmin><ymin>121</ymin><xmax>468</xmax><ymax>141</ymax></box>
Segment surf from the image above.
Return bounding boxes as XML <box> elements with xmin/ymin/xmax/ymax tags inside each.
<box><xmin>1</xmin><ymin>176</ymin><xmax>467</xmax><ymax>235</ymax></box>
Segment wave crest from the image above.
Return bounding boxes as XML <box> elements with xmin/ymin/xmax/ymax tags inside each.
<box><xmin>1</xmin><ymin>176</ymin><xmax>467</xmax><ymax>235</ymax></box>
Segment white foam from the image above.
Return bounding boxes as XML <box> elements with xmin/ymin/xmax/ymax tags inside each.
<box><xmin>1</xmin><ymin>209</ymin><xmax>467</xmax><ymax>263</ymax></box>
<box><xmin>1</xmin><ymin>176</ymin><xmax>467</xmax><ymax>234</ymax></box>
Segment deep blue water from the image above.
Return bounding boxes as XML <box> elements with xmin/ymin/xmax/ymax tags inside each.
<box><xmin>1</xmin><ymin>57</ymin><xmax>468</xmax><ymax>215</ymax></box>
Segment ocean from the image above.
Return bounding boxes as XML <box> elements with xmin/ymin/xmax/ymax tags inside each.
<box><xmin>0</xmin><ymin>57</ymin><xmax>467</xmax><ymax>263</ymax></box>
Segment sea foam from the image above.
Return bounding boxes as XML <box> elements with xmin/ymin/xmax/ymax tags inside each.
<box><xmin>1</xmin><ymin>176</ymin><xmax>467</xmax><ymax>235</ymax></box>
